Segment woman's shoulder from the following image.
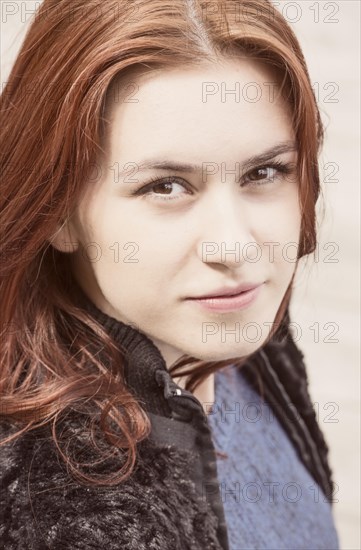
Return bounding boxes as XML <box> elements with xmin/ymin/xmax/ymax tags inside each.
<box><xmin>0</xmin><ymin>414</ymin><xmax>222</xmax><ymax>550</ymax></box>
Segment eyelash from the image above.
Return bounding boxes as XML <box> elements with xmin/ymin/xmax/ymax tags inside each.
<box><xmin>134</xmin><ymin>160</ymin><xmax>295</xmax><ymax>202</ymax></box>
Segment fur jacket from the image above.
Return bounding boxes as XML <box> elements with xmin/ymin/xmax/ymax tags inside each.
<box><xmin>0</xmin><ymin>302</ymin><xmax>335</xmax><ymax>549</ymax></box>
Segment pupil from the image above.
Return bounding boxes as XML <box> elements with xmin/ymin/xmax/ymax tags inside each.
<box><xmin>250</xmin><ymin>168</ymin><xmax>267</xmax><ymax>180</ymax></box>
<box><xmin>155</xmin><ymin>182</ymin><xmax>172</xmax><ymax>194</ymax></box>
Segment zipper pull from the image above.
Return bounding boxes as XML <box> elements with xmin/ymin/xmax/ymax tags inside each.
<box><xmin>154</xmin><ymin>369</ymin><xmax>203</xmax><ymax>422</ymax></box>
<box><xmin>155</xmin><ymin>369</ymin><xmax>181</xmax><ymax>399</ymax></box>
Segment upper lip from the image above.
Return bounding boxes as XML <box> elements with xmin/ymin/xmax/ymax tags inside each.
<box><xmin>188</xmin><ymin>282</ymin><xmax>264</xmax><ymax>299</ymax></box>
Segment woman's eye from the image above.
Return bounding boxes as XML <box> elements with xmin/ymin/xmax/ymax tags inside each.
<box><xmin>246</xmin><ymin>166</ymin><xmax>277</xmax><ymax>182</ymax></box>
<box><xmin>243</xmin><ymin>162</ymin><xmax>292</xmax><ymax>186</ymax></box>
<box><xmin>135</xmin><ymin>177</ymin><xmax>190</xmax><ymax>202</ymax></box>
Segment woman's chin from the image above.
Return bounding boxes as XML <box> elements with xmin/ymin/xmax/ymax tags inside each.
<box><xmin>182</xmin><ymin>342</ymin><xmax>264</xmax><ymax>363</ymax></box>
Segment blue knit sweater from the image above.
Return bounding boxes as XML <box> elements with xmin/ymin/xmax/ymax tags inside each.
<box><xmin>207</xmin><ymin>364</ymin><xmax>340</xmax><ymax>550</ymax></box>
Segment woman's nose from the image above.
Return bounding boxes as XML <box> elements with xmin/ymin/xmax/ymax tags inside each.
<box><xmin>196</xmin><ymin>191</ymin><xmax>254</xmax><ymax>269</ymax></box>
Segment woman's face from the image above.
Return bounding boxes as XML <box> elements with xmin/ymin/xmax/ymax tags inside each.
<box><xmin>52</xmin><ymin>58</ymin><xmax>301</xmax><ymax>366</ymax></box>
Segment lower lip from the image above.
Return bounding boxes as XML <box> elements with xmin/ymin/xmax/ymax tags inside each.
<box><xmin>188</xmin><ymin>284</ymin><xmax>263</xmax><ymax>312</ymax></box>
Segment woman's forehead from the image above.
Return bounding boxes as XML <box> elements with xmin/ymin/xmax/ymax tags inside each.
<box><xmin>105</xmin><ymin>60</ymin><xmax>293</xmax><ymax>167</ymax></box>
<box><xmin>106</xmin><ymin>57</ymin><xmax>283</xmax><ymax>109</ymax></box>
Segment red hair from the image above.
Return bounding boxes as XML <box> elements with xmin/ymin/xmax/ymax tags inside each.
<box><xmin>0</xmin><ymin>0</ymin><xmax>324</xmax><ymax>486</ymax></box>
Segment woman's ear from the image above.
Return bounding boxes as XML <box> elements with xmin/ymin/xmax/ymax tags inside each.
<box><xmin>48</xmin><ymin>218</ymin><xmax>80</xmax><ymax>253</ymax></box>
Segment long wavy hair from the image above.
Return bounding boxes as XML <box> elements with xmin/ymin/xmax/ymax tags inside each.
<box><xmin>1</xmin><ymin>0</ymin><xmax>325</xmax><ymax>486</ymax></box>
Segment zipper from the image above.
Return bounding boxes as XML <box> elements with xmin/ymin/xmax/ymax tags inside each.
<box><xmin>170</xmin><ymin>386</ymin><xmax>202</xmax><ymax>405</ymax></box>
<box><xmin>155</xmin><ymin>369</ymin><xmax>229</xmax><ymax>549</ymax></box>
<box><xmin>155</xmin><ymin>369</ymin><xmax>207</xmax><ymax>420</ymax></box>
<box><xmin>169</xmin><ymin>386</ymin><xmax>208</xmax><ymax>420</ymax></box>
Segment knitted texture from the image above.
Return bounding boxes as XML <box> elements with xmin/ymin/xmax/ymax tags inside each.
<box><xmin>207</xmin><ymin>364</ymin><xmax>340</xmax><ymax>550</ymax></box>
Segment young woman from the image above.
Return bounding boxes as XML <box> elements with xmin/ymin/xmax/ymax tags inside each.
<box><xmin>0</xmin><ymin>0</ymin><xmax>340</xmax><ymax>548</ymax></box>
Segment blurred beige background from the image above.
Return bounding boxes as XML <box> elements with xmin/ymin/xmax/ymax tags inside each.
<box><xmin>1</xmin><ymin>1</ymin><xmax>360</xmax><ymax>548</ymax></box>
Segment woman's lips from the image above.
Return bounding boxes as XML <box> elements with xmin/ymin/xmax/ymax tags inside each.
<box><xmin>187</xmin><ymin>283</ymin><xmax>264</xmax><ymax>312</ymax></box>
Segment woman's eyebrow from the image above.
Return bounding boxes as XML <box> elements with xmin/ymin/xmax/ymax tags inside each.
<box><xmin>127</xmin><ymin>141</ymin><xmax>297</xmax><ymax>175</ymax></box>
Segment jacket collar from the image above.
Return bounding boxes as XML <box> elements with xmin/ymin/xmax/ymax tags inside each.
<box><xmin>78</xmin><ymin>288</ymin><xmax>174</xmax><ymax>417</ymax></box>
